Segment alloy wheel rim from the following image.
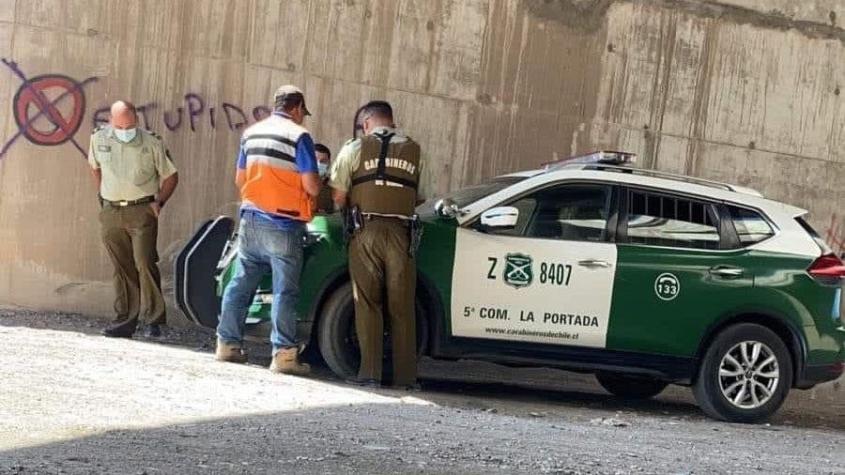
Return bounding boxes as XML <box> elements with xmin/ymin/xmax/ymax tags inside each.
<box><xmin>718</xmin><ymin>341</ymin><xmax>780</xmax><ymax>409</ymax></box>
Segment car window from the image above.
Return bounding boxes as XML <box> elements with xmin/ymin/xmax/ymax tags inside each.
<box><xmin>728</xmin><ymin>206</ymin><xmax>774</xmax><ymax>245</ymax></box>
<box><xmin>486</xmin><ymin>184</ymin><xmax>611</xmax><ymax>241</ymax></box>
<box><xmin>626</xmin><ymin>190</ymin><xmax>719</xmax><ymax>249</ymax></box>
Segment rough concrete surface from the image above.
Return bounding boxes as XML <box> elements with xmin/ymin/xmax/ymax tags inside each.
<box><xmin>1</xmin><ymin>0</ymin><xmax>844</xmax><ymax>466</ymax></box>
<box><xmin>1</xmin><ymin>308</ymin><xmax>844</xmax><ymax>474</ymax></box>
<box><xmin>0</xmin><ymin>0</ymin><xmax>844</xmax><ymax>318</ymax></box>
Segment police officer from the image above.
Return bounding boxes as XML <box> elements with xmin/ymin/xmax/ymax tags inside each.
<box><xmin>89</xmin><ymin>101</ymin><xmax>179</xmax><ymax>338</ymax></box>
<box><xmin>330</xmin><ymin>101</ymin><xmax>422</xmax><ymax>388</ymax></box>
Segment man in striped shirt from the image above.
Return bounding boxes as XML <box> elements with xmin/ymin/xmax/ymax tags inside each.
<box><xmin>215</xmin><ymin>85</ymin><xmax>320</xmax><ymax>375</ymax></box>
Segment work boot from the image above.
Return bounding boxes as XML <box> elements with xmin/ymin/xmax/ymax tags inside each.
<box><xmin>215</xmin><ymin>338</ymin><xmax>248</xmax><ymax>364</ymax></box>
<box><xmin>142</xmin><ymin>324</ymin><xmax>162</xmax><ymax>339</ymax></box>
<box><xmin>101</xmin><ymin>320</ymin><xmax>137</xmax><ymax>338</ymax></box>
<box><xmin>269</xmin><ymin>347</ymin><xmax>311</xmax><ymax>375</ymax></box>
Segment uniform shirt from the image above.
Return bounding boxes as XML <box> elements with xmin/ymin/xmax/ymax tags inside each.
<box><xmin>88</xmin><ymin>126</ymin><xmax>177</xmax><ymax>202</ymax></box>
<box><xmin>236</xmin><ymin>111</ymin><xmax>318</xmax><ymax>230</ymax></box>
<box><xmin>329</xmin><ymin>126</ymin><xmax>411</xmax><ymax>193</ymax></box>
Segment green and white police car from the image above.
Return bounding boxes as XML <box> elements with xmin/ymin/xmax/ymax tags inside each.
<box><xmin>176</xmin><ymin>151</ymin><xmax>845</xmax><ymax>423</ymax></box>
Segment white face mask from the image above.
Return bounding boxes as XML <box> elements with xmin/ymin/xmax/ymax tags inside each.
<box><xmin>318</xmin><ymin>162</ymin><xmax>329</xmax><ymax>178</ymax></box>
<box><xmin>114</xmin><ymin>128</ymin><xmax>137</xmax><ymax>143</ymax></box>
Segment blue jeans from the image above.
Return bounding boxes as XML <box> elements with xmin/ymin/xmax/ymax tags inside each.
<box><xmin>217</xmin><ymin>211</ymin><xmax>305</xmax><ymax>352</ymax></box>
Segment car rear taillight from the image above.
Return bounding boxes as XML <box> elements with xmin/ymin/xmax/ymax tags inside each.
<box><xmin>808</xmin><ymin>253</ymin><xmax>845</xmax><ymax>280</ymax></box>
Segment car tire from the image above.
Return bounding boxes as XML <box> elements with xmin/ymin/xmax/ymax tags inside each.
<box><xmin>317</xmin><ymin>281</ymin><xmax>430</xmax><ymax>380</ymax></box>
<box><xmin>693</xmin><ymin>323</ymin><xmax>793</xmax><ymax>423</ymax></box>
<box><xmin>595</xmin><ymin>373</ymin><xmax>668</xmax><ymax>400</ymax></box>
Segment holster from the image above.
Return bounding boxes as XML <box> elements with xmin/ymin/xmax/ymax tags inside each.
<box><xmin>342</xmin><ymin>205</ymin><xmax>364</xmax><ymax>244</ymax></box>
<box><xmin>408</xmin><ymin>214</ymin><xmax>423</xmax><ymax>258</ymax></box>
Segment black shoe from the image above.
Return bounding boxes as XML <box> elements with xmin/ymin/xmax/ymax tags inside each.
<box><xmin>345</xmin><ymin>378</ymin><xmax>381</xmax><ymax>388</ymax></box>
<box><xmin>142</xmin><ymin>324</ymin><xmax>162</xmax><ymax>339</ymax></box>
<box><xmin>395</xmin><ymin>382</ymin><xmax>422</xmax><ymax>392</ymax></box>
<box><xmin>101</xmin><ymin>320</ymin><xmax>137</xmax><ymax>338</ymax></box>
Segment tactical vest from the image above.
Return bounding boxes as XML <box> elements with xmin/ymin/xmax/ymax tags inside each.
<box><xmin>239</xmin><ymin>114</ymin><xmax>314</xmax><ymax>221</ymax></box>
<box><xmin>349</xmin><ymin>131</ymin><xmax>421</xmax><ymax>217</ymax></box>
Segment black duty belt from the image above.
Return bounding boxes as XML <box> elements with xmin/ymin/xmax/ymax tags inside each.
<box><xmin>362</xmin><ymin>213</ymin><xmax>414</xmax><ymax>225</ymax></box>
<box><xmin>102</xmin><ymin>195</ymin><xmax>156</xmax><ymax>207</ymax></box>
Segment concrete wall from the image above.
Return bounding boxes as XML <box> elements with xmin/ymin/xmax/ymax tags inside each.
<box><xmin>0</xmin><ymin>0</ymin><xmax>843</xmax><ymax>317</ymax></box>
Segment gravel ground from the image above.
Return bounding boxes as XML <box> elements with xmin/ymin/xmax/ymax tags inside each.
<box><xmin>1</xmin><ymin>308</ymin><xmax>843</xmax><ymax>474</ymax></box>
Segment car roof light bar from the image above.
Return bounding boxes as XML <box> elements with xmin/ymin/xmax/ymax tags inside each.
<box><xmin>543</xmin><ymin>150</ymin><xmax>637</xmax><ymax>171</ymax></box>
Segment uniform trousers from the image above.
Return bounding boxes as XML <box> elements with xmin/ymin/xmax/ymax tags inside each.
<box><xmin>348</xmin><ymin>217</ymin><xmax>417</xmax><ymax>385</ymax></box>
<box><xmin>99</xmin><ymin>203</ymin><xmax>166</xmax><ymax>325</ymax></box>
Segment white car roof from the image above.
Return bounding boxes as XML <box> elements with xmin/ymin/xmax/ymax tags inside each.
<box><xmin>460</xmin><ymin>165</ymin><xmax>807</xmax><ymax>224</ymax></box>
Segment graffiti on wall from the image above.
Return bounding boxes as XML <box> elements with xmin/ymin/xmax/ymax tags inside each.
<box><xmin>0</xmin><ymin>59</ymin><xmax>97</xmax><ymax>159</ymax></box>
<box><xmin>0</xmin><ymin>59</ymin><xmax>271</xmax><ymax>160</ymax></box>
<box><xmin>825</xmin><ymin>214</ymin><xmax>845</xmax><ymax>255</ymax></box>
<box><xmin>90</xmin><ymin>96</ymin><xmax>272</xmax><ymax>134</ymax></box>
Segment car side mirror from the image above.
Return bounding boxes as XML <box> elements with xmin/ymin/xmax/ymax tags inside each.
<box><xmin>480</xmin><ymin>206</ymin><xmax>519</xmax><ymax>230</ymax></box>
<box><xmin>434</xmin><ymin>198</ymin><xmax>462</xmax><ymax>218</ymax></box>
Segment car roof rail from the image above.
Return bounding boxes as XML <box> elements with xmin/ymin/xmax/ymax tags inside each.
<box><xmin>543</xmin><ymin>151</ymin><xmax>637</xmax><ymax>171</ymax></box>
<box><xmin>583</xmin><ymin>164</ymin><xmax>763</xmax><ymax>197</ymax></box>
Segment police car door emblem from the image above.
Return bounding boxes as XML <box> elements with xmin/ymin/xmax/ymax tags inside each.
<box><xmin>654</xmin><ymin>273</ymin><xmax>680</xmax><ymax>301</ymax></box>
<box><xmin>504</xmin><ymin>253</ymin><xmax>533</xmax><ymax>288</ymax></box>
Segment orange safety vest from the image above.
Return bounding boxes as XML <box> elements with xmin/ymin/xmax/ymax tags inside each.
<box><xmin>239</xmin><ymin>114</ymin><xmax>314</xmax><ymax>221</ymax></box>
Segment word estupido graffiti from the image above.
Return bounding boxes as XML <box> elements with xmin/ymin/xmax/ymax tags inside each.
<box><xmin>91</xmin><ymin>94</ymin><xmax>271</xmax><ymax>133</ymax></box>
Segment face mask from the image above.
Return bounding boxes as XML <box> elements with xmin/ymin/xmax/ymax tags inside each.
<box><xmin>318</xmin><ymin>162</ymin><xmax>329</xmax><ymax>178</ymax></box>
<box><xmin>115</xmin><ymin>128</ymin><xmax>137</xmax><ymax>143</ymax></box>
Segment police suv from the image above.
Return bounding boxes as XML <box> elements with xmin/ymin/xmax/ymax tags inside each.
<box><xmin>177</xmin><ymin>151</ymin><xmax>845</xmax><ymax>423</ymax></box>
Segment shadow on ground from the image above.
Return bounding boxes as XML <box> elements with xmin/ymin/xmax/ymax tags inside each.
<box><xmin>2</xmin><ymin>308</ymin><xmax>843</xmax><ymax>433</ymax></box>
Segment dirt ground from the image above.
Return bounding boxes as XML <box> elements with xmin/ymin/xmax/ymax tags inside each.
<box><xmin>1</xmin><ymin>308</ymin><xmax>844</xmax><ymax>475</ymax></box>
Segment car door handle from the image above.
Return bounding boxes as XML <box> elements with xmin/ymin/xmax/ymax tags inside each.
<box><xmin>578</xmin><ymin>259</ymin><xmax>611</xmax><ymax>269</ymax></box>
<box><xmin>709</xmin><ymin>266</ymin><xmax>744</xmax><ymax>278</ymax></box>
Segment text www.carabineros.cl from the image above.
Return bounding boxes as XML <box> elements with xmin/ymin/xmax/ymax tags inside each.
<box><xmin>484</xmin><ymin>327</ymin><xmax>579</xmax><ymax>340</ymax></box>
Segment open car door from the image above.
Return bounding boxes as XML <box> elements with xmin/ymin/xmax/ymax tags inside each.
<box><xmin>174</xmin><ymin>216</ymin><xmax>235</xmax><ymax>328</ymax></box>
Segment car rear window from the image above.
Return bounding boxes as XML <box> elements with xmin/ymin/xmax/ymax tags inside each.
<box><xmin>626</xmin><ymin>190</ymin><xmax>720</xmax><ymax>249</ymax></box>
<box><xmin>728</xmin><ymin>206</ymin><xmax>774</xmax><ymax>246</ymax></box>
<box><xmin>796</xmin><ymin>217</ymin><xmax>833</xmax><ymax>254</ymax></box>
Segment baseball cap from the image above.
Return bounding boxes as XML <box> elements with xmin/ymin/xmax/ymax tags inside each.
<box><xmin>273</xmin><ymin>85</ymin><xmax>311</xmax><ymax>116</ymax></box>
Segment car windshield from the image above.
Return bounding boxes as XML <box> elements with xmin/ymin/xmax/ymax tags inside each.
<box><xmin>417</xmin><ymin>176</ymin><xmax>527</xmax><ymax>216</ymax></box>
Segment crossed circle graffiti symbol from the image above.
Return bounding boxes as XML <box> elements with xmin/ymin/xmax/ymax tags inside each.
<box><xmin>12</xmin><ymin>74</ymin><xmax>86</xmax><ymax>146</ymax></box>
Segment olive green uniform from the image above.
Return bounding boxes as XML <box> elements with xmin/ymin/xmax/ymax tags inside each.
<box><xmin>88</xmin><ymin>126</ymin><xmax>177</xmax><ymax>326</ymax></box>
<box><xmin>330</xmin><ymin>127</ymin><xmax>421</xmax><ymax>385</ymax></box>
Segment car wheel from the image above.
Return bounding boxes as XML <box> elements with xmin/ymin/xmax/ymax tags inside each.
<box><xmin>317</xmin><ymin>281</ymin><xmax>430</xmax><ymax>380</ymax></box>
<box><xmin>595</xmin><ymin>373</ymin><xmax>668</xmax><ymax>400</ymax></box>
<box><xmin>693</xmin><ymin>323</ymin><xmax>793</xmax><ymax>423</ymax></box>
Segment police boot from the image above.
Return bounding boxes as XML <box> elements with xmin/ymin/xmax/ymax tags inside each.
<box><xmin>215</xmin><ymin>338</ymin><xmax>248</xmax><ymax>364</ymax></box>
<box><xmin>269</xmin><ymin>347</ymin><xmax>311</xmax><ymax>375</ymax></box>
<box><xmin>101</xmin><ymin>319</ymin><xmax>137</xmax><ymax>338</ymax></box>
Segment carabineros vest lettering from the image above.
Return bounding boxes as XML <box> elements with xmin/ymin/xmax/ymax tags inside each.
<box><xmin>240</xmin><ymin>115</ymin><xmax>314</xmax><ymax>221</ymax></box>
<box><xmin>349</xmin><ymin>132</ymin><xmax>421</xmax><ymax>217</ymax></box>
